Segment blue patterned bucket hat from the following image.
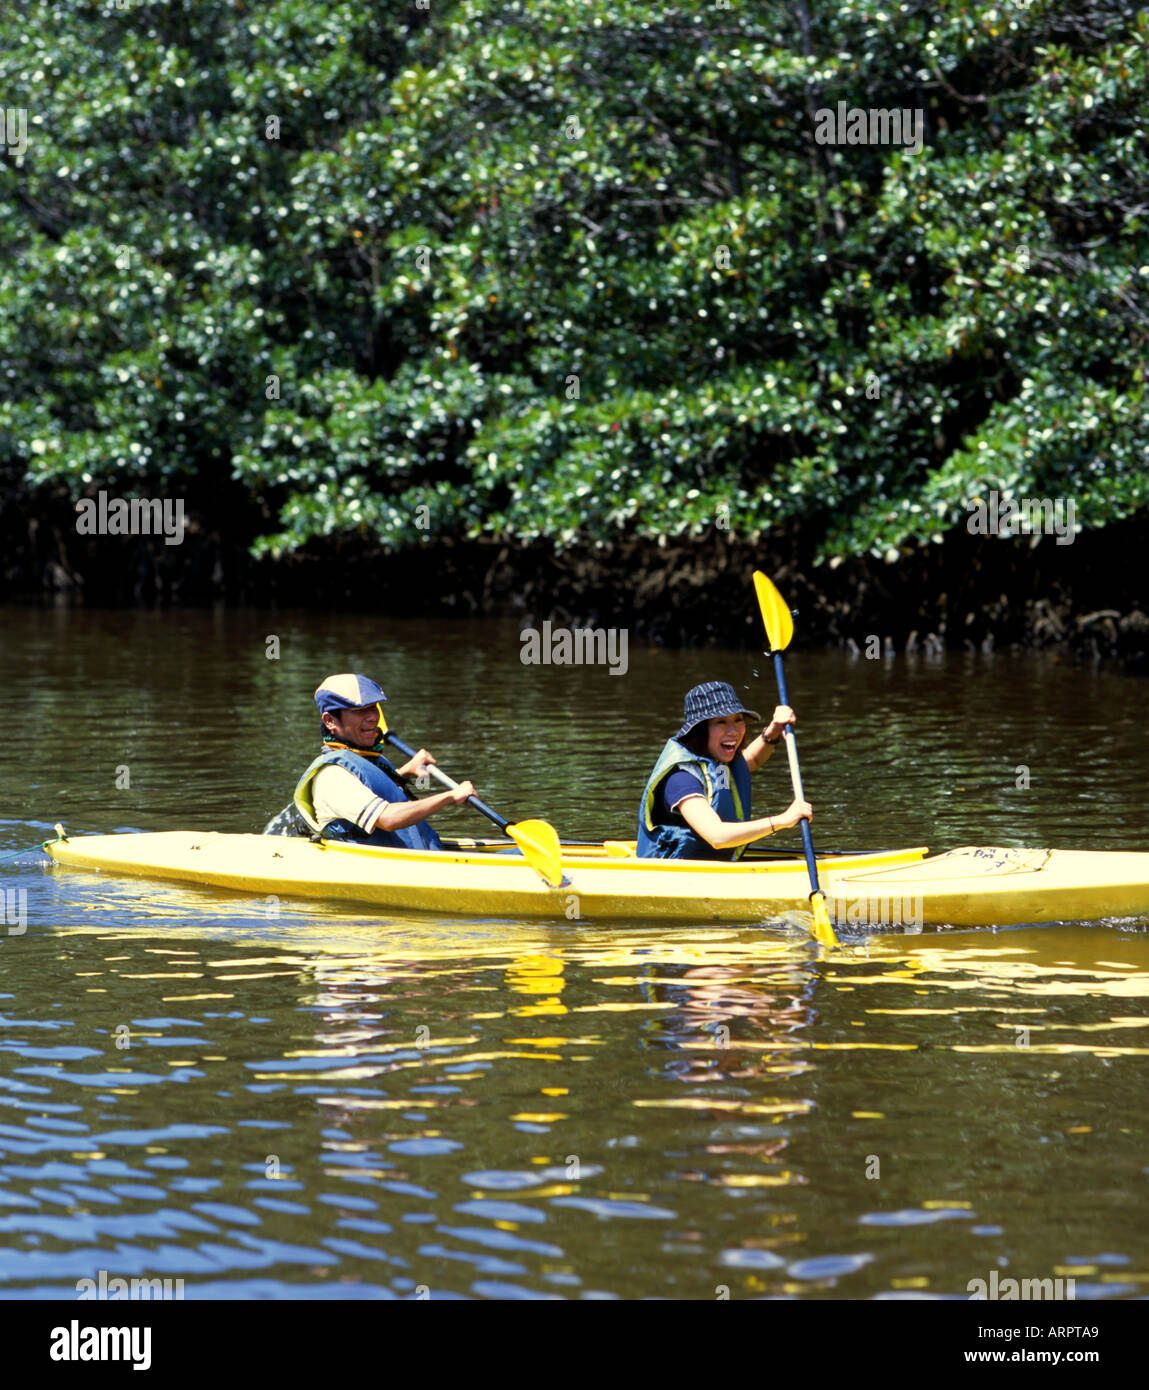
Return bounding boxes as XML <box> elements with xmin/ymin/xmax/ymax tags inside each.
<box><xmin>677</xmin><ymin>681</ymin><xmax>761</xmax><ymax>739</ymax></box>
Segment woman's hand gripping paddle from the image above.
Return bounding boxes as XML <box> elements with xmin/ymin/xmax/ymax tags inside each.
<box><xmin>752</xmin><ymin>573</ymin><xmax>838</xmax><ymax>947</ymax></box>
<box><xmin>378</xmin><ymin>710</ymin><xmax>565</xmax><ymax>888</ymax></box>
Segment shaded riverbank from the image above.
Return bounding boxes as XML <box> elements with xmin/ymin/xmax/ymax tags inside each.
<box><xmin>3</xmin><ymin>476</ymin><xmax>1147</xmax><ymax>666</ymax></box>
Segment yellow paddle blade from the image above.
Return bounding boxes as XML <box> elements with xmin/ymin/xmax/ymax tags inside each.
<box><xmin>507</xmin><ymin>818</ymin><xmax>565</xmax><ymax>887</ymax></box>
<box><xmin>810</xmin><ymin>892</ymin><xmax>839</xmax><ymax>948</ymax></box>
<box><xmin>376</xmin><ymin>704</ymin><xmax>389</xmax><ymax>733</ymax></box>
<box><xmin>753</xmin><ymin>571</ymin><xmax>794</xmax><ymax>653</ymax></box>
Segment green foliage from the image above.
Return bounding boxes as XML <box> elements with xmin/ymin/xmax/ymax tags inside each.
<box><xmin>2</xmin><ymin>0</ymin><xmax>1145</xmax><ymax>563</ymax></box>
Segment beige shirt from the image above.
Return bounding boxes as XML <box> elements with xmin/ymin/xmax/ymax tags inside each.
<box><xmin>312</xmin><ymin>763</ymin><xmax>386</xmax><ymax>835</ymax></box>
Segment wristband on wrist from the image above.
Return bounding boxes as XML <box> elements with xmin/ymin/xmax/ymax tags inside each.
<box><xmin>763</xmin><ymin>731</ymin><xmax>781</xmax><ymax>745</ymax></box>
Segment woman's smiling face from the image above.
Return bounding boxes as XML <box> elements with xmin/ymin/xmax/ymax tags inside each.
<box><xmin>705</xmin><ymin>714</ymin><xmax>746</xmax><ymax>762</ymax></box>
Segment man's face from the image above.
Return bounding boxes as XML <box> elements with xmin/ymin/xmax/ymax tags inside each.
<box><xmin>327</xmin><ymin>704</ymin><xmax>380</xmax><ymax>748</ymax></box>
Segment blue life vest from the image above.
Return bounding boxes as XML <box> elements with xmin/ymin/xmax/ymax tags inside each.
<box><xmin>636</xmin><ymin>738</ymin><xmax>752</xmax><ymax>860</ymax></box>
<box><xmin>294</xmin><ymin>749</ymin><xmax>444</xmax><ymax>851</ymax></box>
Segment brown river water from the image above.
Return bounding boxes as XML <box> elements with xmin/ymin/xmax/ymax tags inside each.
<box><xmin>0</xmin><ymin>606</ymin><xmax>1146</xmax><ymax>1300</ymax></box>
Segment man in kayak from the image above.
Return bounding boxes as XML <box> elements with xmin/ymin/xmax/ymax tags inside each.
<box><xmin>637</xmin><ymin>681</ymin><xmax>812</xmax><ymax>860</ymax></box>
<box><xmin>283</xmin><ymin>673</ymin><xmax>475</xmax><ymax>850</ymax></box>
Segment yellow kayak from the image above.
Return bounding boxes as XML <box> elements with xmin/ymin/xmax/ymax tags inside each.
<box><xmin>43</xmin><ymin>830</ymin><xmax>1149</xmax><ymax>928</ymax></box>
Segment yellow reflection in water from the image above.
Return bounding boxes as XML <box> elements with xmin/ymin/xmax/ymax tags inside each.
<box><xmin>506</xmin><ymin>952</ymin><xmax>568</xmax><ymax>1017</ymax></box>
<box><xmin>633</xmin><ymin>1098</ymin><xmax>814</xmax><ymax>1116</ymax></box>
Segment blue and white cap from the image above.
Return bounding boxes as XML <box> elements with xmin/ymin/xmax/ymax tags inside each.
<box><xmin>314</xmin><ymin>673</ymin><xmax>387</xmax><ymax>716</ymax></box>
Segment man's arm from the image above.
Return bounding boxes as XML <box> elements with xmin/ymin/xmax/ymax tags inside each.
<box><xmin>373</xmin><ymin>783</ymin><xmax>474</xmax><ymax>833</ymax></box>
<box><xmin>312</xmin><ymin>764</ymin><xmax>475</xmax><ymax>837</ymax></box>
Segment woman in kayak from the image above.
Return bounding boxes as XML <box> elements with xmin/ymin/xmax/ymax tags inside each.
<box><xmin>637</xmin><ymin>681</ymin><xmax>812</xmax><ymax>860</ymax></box>
<box><xmin>287</xmin><ymin>673</ymin><xmax>475</xmax><ymax>850</ymax></box>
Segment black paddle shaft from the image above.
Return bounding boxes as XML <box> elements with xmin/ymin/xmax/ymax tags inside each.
<box><xmin>771</xmin><ymin>650</ymin><xmax>825</xmax><ymax>899</ymax></box>
<box><xmin>382</xmin><ymin>731</ymin><xmax>511</xmax><ymax>832</ymax></box>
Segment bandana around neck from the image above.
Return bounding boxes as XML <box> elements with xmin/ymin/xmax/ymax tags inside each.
<box><xmin>321</xmin><ymin>730</ymin><xmax>389</xmax><ymax>760</ymax></box>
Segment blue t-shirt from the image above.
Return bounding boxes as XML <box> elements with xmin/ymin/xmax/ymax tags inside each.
<box><xmin>659</xmin><ymin>769</ymin><xmax>708</xmax><ymax>825</ymax></box>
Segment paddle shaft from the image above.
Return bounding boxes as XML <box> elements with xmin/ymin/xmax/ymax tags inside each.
<box><xmin>771</xmin><ymin>651</ymin><xmax>824</xmax><ymax>899</ymax></box>
<box><xmin>382</xmin><ymin>732</ymin><xmax>512</xmax><ymax>834</ymax></box>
